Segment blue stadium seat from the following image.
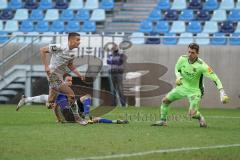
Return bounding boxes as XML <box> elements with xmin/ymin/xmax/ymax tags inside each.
<box><xmin>55</xmin><ymin>0</ymin><xmax>68</xmax><ymax>9</ymax></box>
<box><xmin>82</xmin><ymin>21</ymin><xmax>96</xmax><ymax>32</ymax></box>
<box><xmin>171</xmin><ymin>0</ymin><xmax>186</xmax><ymax>10</ymax></box>
<box><xmin>19</xmin><ymin>20</ymin><xmax>34</xmax><ymax>32</ymax></box>
<box><xmin>65</xmin><ymin>20</ymin><xmax>80</xmax><ymax>32</ymax></box>
<box><xmin>235</xmin><ymin>22</ymin><xmax>240</xmax><ymax>33</ymax></box>
<box><xmin>0</xmin><ymin>0</ymin><xmax>7</xmax><ymax>9</ymax></box>
<box><xmin>203</xmin><ymin>0</ymin><xmax>218</xmax><ymax>10</ymax></box>
<box><xmin>4</xmin><ymin>20</ymin><xmax>19</xmax><ymax>32</ymax></box>
<box><xmin>0</xmin><ymin>31</ymin><xmax>8</xmax><ymax>43</ymax></box>
<box><xmin>84</xmin><ymin>0</ymin><xmax>99</xmax><ymax>10</ymax></box>
<box><xmin>100</xmin><ymin>0</ymin><xmax>114</xmax><ymax>10</ymax></box>
<box><xmin>188</xmin><ymin>0</ymin><xmax>202</xmax><ymax>9</ymax></box>
<box><xmin>210</xmin><ymin>33</ymin><xmax>226</xmax><ymax>45</ymax></box>
<box><xmin>8</xmin><ymin>0</ymin><xmax>22</xmax><ymax>9</ymax></box>
<box><xmin>38</xmin><ymin>0</ymin><xmax>53</xmax><ymax>9</ymax></box>
<box><xmin>228</xmin><ymin>10</ymin><xmax>240</xmax><ymax>22</ymax></box>
<box><xmin>14</xmin><ymin>9</ymin><xmax>29</xmax><ymax>21</ymax></box>
<box><xmin>229</xmin><ymin>33</ymin><xmax>240</xmax><ymax>45</ymax></box>
<box><xmin>219</xmin><ymin>0</ymin><xmax>234</xmax><ymax>10</ymax></box>
<box><xmin>155</xmin><ymin>21</ymin><xmax>169</xmax><ymax>33</ymax></box>
<box><xmin>164</xmin><ymin>10</ymin><xmax>178</xmax><ymax>21</ymax></box>
<box><xmin>170</xmin><ymin>21</ymin><xmax>186</xmax><ymax>33</ymax></box>
<box><xmin>219</xmin><ymin>21</ymin><xmax>235</xmax><ymax>33</ymax></box>
<box><xmin>196</xmin><ymin>10</ymin><xmax>211</xmax><ymax>21</ymax></box>
<box><xmin>139</xmin><ymin>20</ymin><xmax>153</xmax><ymax>33</ymax></box>
<box><xmin>25</xmin><ymin>0</ymin><xmax>38</xmax><ymax>9</ymax></box>
<box><xmin>68</xmin><ymin>0</ymin><xmax>83</xmax><ymax>10</ymax></box>
<box><xmin>44</xmin><ymin>9</ymin><xmax>59</xmax><ymax>21</ymax></box>
<box><xmin>130</xmin><ymin>32</ymin><xmax>145</xmax><ymax>44</ymax></box>
<box><xmin>148</xmin><ymin>9</ymin><xmax>162</xmax><ymax>21</ymax></box>
<box><xmin>211</xmin><ymin>10</ymin><xmax>227</xmax><ymax>22</ymax></box>
<box><xmin>90</xmin><ymin>9</ymin><xmax>106</xmax><ymax>22</ymax></box>
<box><xmin>75</xmin><ymin>9</ymin><xmax>90</xmax><ymax>21</ymax></box>
<box><xmin>195</xmin><ymin>33</ymin><xmax>210</xmax><ymax>45</ymax></box>
<box><xmin>35</xmin><ymin>21</ymin><xmax>49</xmax><ymax>32</ymax></box>
<box><xmin>178</xmin><ymin>33</ymin><xmax>193</xmax><ymax>45</ymax></box>
<box><xmin>179</xmin><ymin>9</ymin><xmax>194</xmax><ymax>21</ymax></box>
<box><xmin>50</xmin><ymin>20</ymin><xmax>65</xmax><ymax>32</ymax></box>
<box><xmin>186</xmin><ymin>21</ymin><xmax>202</xmax><ymax>33</ymax></box>
<box><xmin>157</xmin><ymin>0</ymin><xmax>170</xmax><ymax>10</ymax></box>
<box><xmin>162</xmin><ymin>33</ymin><xmax>177</xmax><ymax>45</ymax></box>
<box><xmin>0</xmin><ymin>9</ymin><xmax>14</xmax><ymax>20</ymax></box>
<box><xmin>60</xmin><ymin>9</ymin><xmax>74</xmax><ymax>21</ymax></box>
<box><xmin>202</xmin><ymin>21</ymin><xmax>218</xmax><ymax>33</ymax></box>
<box><xmin>145</xmin><ymin>32</ymin><xmax>160</xmax><ymax>44</ymax></box>
<box><xmin>29</xmin><ymin>9</ymin><xmax>44</xmax><ymax>21</ymax></box>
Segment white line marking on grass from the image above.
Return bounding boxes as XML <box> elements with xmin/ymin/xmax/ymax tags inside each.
<box><xmin>66</xmin><ymin>144</ymin><xmax>240</xmax><ymax>160</ymax></box>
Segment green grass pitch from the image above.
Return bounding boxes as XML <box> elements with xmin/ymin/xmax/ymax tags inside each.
<box><xmin>0</xmin><ymin>105</ymin><xmax>240</xmax><ymax>160</ymax></box>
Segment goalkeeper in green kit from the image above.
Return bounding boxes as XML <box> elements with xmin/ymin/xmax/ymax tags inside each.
<box><xmin>152</xmin><ymin>43</ymin><xmax>229</xmax><ymax>127</ymax></box>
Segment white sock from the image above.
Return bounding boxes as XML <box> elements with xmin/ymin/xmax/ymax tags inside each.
<box><xmin>25</xmin><ymin>95</ymin><xmax>49</xmax><ymax>104</ymax></box>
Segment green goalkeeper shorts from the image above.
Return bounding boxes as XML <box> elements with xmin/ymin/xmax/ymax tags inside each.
<box><xmin>166</xmin><ymin>86</ymin><xmax>202</xmax><ymax>110</ymax></box>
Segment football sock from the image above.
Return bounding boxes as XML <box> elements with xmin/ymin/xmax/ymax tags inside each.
<box><xmin>192</xmin><ymin>111</ymin><xmax>202</xmax><ymax>120</ymax></box>
<box><xmin>25</xmin><ymin>95</ymin><xmax>48</xmax><ymax>103</ymax></box>
<box><xmin>99</xmin><ymin>118</ymin><xmax>113</xmax><ymax>123</ymax></box>
<box><xmin>160</xmin><ymin>103</ymin><xmax>169</xmax><ymax>121</ymax></box>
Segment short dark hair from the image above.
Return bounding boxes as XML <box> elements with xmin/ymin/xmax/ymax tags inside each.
<box><xmin>68</xmin><ymin>32</ymin><xmax>80</xmax><ymax>40</ymax></box>
<box><xmin>188</xmin><ymin>43</ymin><xmax>199</xmax><ymax>53</ymax></box>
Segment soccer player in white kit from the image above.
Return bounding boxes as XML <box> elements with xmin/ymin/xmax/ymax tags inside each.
<box><xmin>39</xmin><ymin>32</ymin><xmax>87</xmax><ymax>125</ymax></box>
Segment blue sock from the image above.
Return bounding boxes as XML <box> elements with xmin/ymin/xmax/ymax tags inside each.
<box><xmin>99</xmin><ymin>118</ymin><xmax>113</xmax><ymax>123</ymax></box>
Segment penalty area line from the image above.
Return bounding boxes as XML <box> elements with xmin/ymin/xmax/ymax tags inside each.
<box><xmin>66</xmin><ymin>144</ymin><xmax>240</xmax><ymax>160</ymax></box>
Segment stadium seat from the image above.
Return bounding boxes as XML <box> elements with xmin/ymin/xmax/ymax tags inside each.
<box><xmin>65</xmin><ymin>20</ymin><xmax>80</xmax><ymax>32</ymax></box>
<box><xmin>82</xmin><ymin>21</ymin><xmax>96</xmax><ymax>32</ymax></box>
<box><xmin>8</xmin><ymin>0</ymin><xmax>22</xmax><ymax>9</ymax></box>
<box><xmin>84</xmin><ymin>0</ymin><xmax>99</xmax><ymax>10</ymax></box>
<box><xmin>0</xmin><ymin>20</ymin><xmax>3</xmax><ymax>31</ymax></box>
<box><xmin>38</xmin><ymin>0</ymin><xmax>53</xmax><ymax>9</ymax></box>
<box><xmin>162</xmin><ymin>33</ymin><xmax>177</xmax><ymax>45</ymax></box>
<box><xmin>227</xmin><ymin>10</ymin><xmax>240</xmax><ymax>22</ymax></box>
<box><xmin>35</xmin><ymin>21</ymin><xmax>49</xmax><ymax>32</ymax></box>
<box><xmin>196</xmin><ymin>10</ymin><xmax>211</xmax><ymax>21</ymax></box>
<box><xmin>219</xmin><ymin>0</ymin><xmax>234</xmax><ymax>10</ymax></box>
<box><xmin>195</xmin><ymin>33</ymin><xmax>210</xmax><ymax>45</ymax></box>
<box><xmin>100</xmin><ymin>0</ymin><xmax>114</xmax><ymax>10</ymax></box>
<box><xmin>44</xmin><ymin>9</ymin><xmax>59</xmax><ymax>21</ymax></box>
<box><xmin>155</xmin><ymin>21</ymin><xmax>169</xmax><ymax>33</ymax></box>
<box><xmin>171</xmin><ymin>0</ymin><xmax>186</xmax><ymax>10</ymax></box>
<box><xmin>90</xmin><ymin>9</ymin><xmax>106</xmax><ymax>22</ymax></box>
<box><xmin>164</xmin><ymin>10</ymin><xmax>178</xmax><ymax>21</ymax></box>
<box><xmin>55</xmin><ymin>0</ymin><xmax>68</xmax><ymax>9</ymax></box>
<box><xmin>178</xmin><ymin>33</ymin><xmax>193</xmax><ymax>44</ymax></box>
<box><xmin>235</xmin><ymin>22</ymin><xmax>240</xmax><ymax>33</ymax></box>
<box><xmin>75</xmin><ymin>9</ymin><xmax>90</xmax><ymax>21</ymax></box>
<box><xmin>229</xmin><ymin>33</ymin><xmax>240</xmax><ymax>45</ymax></box>
<box><xmin>139</xmin><ymin>20</ymin><xmax>153</xmax><ymax>33</ymax></box>
<box><xmin>14</xmin><ymin>9</ymin><xmax>29</xmax><ymax>21</ymax></box>
<box><xmin>0</xmin><ymin>9</ymin><xmax>14</xmax><ymax>20</ymax></box>
<box><xmin>19</xmin><ymin>20</ymin><xmax>34</xmax><ymax>32</ymax></box>
<box><xmin>148</xmin><ymin>9</ymin><xmax>162</xmax><ymax>21</ymax></box>
<box><xmin>0</xmin><ymin>31</ymin><xmax>8</xmax><ymax>43</ymax></box>
<box><xmin>68</xmin><ymin>0</ymin><xmax>83</xmax><ymax>10</ymax></box>
<box><xmin>3</xmin><ymin>20</ymin><xmax>19</xmax><ymax>32</ymax></box>
<box><xmin>210</xmin><ymin>33</ymin><xmax>226</xmax><ymax>45</ymax></box>
<box><xmin>156</xmin><ymin>0</ymin><xmax>170</xmax><ymax>10</ymax></box>
<box><xmin>29</xmin><ymin>9</ymin><xmax>44</xmax><ymax>21</ymax></box>
<box><xmin>0</xmin><ymin>0</ymin><xmax>7</xmax><ymax>9</ymax></box>
<box><xmin>60</xmin><ymin>9</ymin><xmax>74</xmax><ymax>21</ymax></box>
<box><xmin>203</xmin><ymin>0</ymin><xmax>218</xmax><ymax>10</ymax></box>
<box><xmin>236</xmin><ymin>1</ymin><xmax>240</xmax><ymax>9</ymax></box>
<box><xmin>219</xmin><ymin>21</ymin><xmax>235</xmax><ymax>33</ymax></box>
<box><xmin>211</xmin><ymin>10</ymin><xmax>227</xmax><ymax>22</ymax></box>
<box><xmin>186</xmin><ymin>21</ymin><xmax>202</xmax><ymax>33</ymax></box>
<box><xmin>170</xmin><ymin>21</ymin><xmax>186</xmax><ymax>33</ymax></box>
<box><xmin>202</xmin><ymin>21</ymin><xmax>218</xmax><ymax>33</ymax></box>
<box><xmin>145</xmin><ymin>32</ymin><xmax>160</xmax><ymax>44</ymax></box>
<box><xmin>188</xmin><ymin>0</ymin><xmax>202</xmax><ymax>10</ymax></box>
<box><xmin>129</xmin><ymin>32</ymin><xmax>145</xmax><ymax>44</ymax></box>
<box><xmin>179</xmin><ymin>9</ymin><xmax>194</xmax><ymax>21</ymax></box>
<box><xmin>50</xmin><ymin>20</ymin><xmax>65</xmax><ymax>32</ymax></box>
<box><xmin>25</xmin><ymin>0</ymin><xmax>38</xmax><ymax>9</ymax></box>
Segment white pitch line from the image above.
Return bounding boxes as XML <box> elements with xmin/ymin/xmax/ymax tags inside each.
<box><xmin>66</xmin><ymin>144</ymin><xmax>240</xmax><ymax>160</ymax></box>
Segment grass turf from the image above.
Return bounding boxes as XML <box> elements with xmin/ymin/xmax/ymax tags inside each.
<box><xmin>0</xmin><ymin>105</ymin><xmax>240</xmax><ymax>160</ymax></box>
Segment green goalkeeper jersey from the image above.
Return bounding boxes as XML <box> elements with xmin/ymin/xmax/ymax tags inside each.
<box><xmin>175</xmin><ymin>55</ymin><xmax>223</xmax><ymax>92</ymax></box>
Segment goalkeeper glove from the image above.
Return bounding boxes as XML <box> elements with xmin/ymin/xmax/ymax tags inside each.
<box><xmin>220</xmin><ymin>89</ymin><xmax>229</xmax><ymax>104</ymax></box>
<box><xmin>176</xmin><ymin>77</ymin><xmax>182</xmax><ymax>86</ymax></box>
